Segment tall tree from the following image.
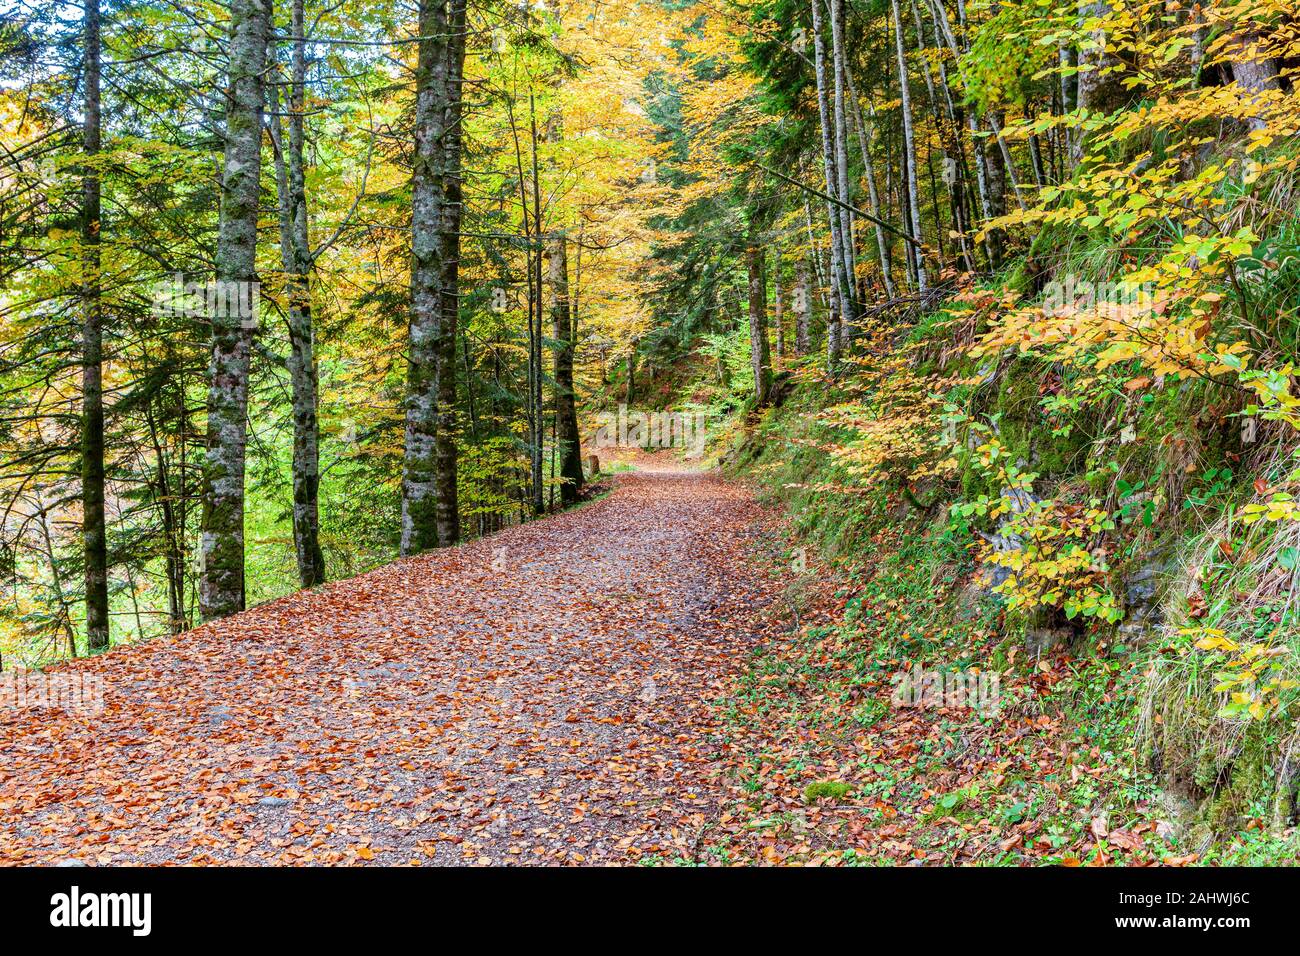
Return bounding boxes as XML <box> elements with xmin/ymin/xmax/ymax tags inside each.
<box><xmin>891</xmin><ymin>0</ymin><xmax>928</xmax><ymax>293</ymax></box>
<box><xmin>403</xmin><ymin>0</ymin><xmax>465</xmax><ymax>552</ymax></box>
<box><xmin>809</xmin><ymin>0</ymin><xmax>849</xmax><ymax>367</ymax></box>
<box><xmin>747</xmin><ymin>214</ymin><xmax>772</xmax><ymax>406</ymax></box>
<box><xmin>547</xmin><ymin>204</ymin><xmax>582</xmax><ymax>505</ymax></box>
<box><xmin>82</xmin><ymin>0</ymin><xmax>108</xmax><ymax>650</ymax></box>
<box><xmin>548</xmin><ymin>230</ymin><xmax>582</xmax><ymax>504</ymax></box>
<box><xmin>269</xmin><ymin>0</ymin><xmax>325</xmax><ymax>588</ymax></box>
<box><xmin>845</xmin><ymin>70</ymin><xmax>896</xmax><ymax>298</ymax></box>
<box><xmin>528</xmin><ymin>92</ymin><xmax>544</xmax><ymax>516</ymax></box>
<box><xmin>828</xmin><ymin>0</ymin><xmax>857</xmax><ymax>332</ymax></box>
<box><xmin>436</xmin><ymin>0</ymin><xmax>467</xmax><ymax>542</ymax></box>
<box><xmin>199</xmin><ymin>0</ymin><xmax>270</xmax><ymax>621</ymax></box>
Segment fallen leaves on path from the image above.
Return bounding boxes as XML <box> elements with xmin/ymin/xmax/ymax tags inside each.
<box><xmin>0</xmin><ymin>463</ymin><xmax>1190</xmax><ymax>867</ymax></box>
<box><xmin>0</xmin><ymin>470</ymin><xmax>785</xmax><ymax>866</ymax></box>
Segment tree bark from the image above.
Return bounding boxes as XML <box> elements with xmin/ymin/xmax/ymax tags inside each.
<box><xmin>1228</xmin><ymin>30</ymin><xmax>1280</xmax><ymax>132</ymax></box>
<box><xmin>796</xmin><ymin>256</ymin><xmax>812</xmax><ymax>354</ymax></box>
<box><xmin>528</xmin><ymin>93</ymin><xmax>544</xmax><ymax>516</ymax></box>
<box><xmin>625</xmin><ymin>347</ymin><xmax>636</xmax><ymax>405</ymax></box>
<box><xmin>829</xmin><ymin>0</ymin><xmax>857</xmax><ymax>332</ymax></box>
<box><xmin>402</xmin><ymin>0</ymin><xmax>456</xmax><ymax>553</ymax></box>
<box><xmin>546</xmin><ymin>120</ymin><xmax>582</xmax><ymax>506</ymax></box>
<box><xmin>928</xmin><ymin>0</ymin><xmax>999</xmax><ymax>268</ymax></box>
<box><xmin>200</xmin><ymin>0</ymin><xmax>269</xmax><ymax>621</ymax></box>
<box><xmin>892</xmin><ymin>0</ymin><xmax>928</xmax><ymax>294</ymax></box>
<box><xmin>270</xmin><ymin>0</ymin><xmax>325</xmax><ymax>588</ymax></box>
<box><xmin>747</xmin><ymin>225</ymin><xmax>772</xmax><ymax>407</ymax></box>
<box><xmin>436</xmin><ymin>0</ymin><xmax>467</xmax><ymax>543</ymax></box>
<box><xmin>1073</xmin><ymin>0</ymin><xmax>1130</xmax><ymax>163</ymax></box>
<box><xmin>810</xmin><ymin>0</ymin><xmax>847</xmax><ymax>368</ymax></box>
<box><xmin>82</xmin><ymin>0</ymin><xmax>108</xmax><ymax>650</ymax></box>
<box><xmin>845</xmin><ymin>70</ymin><xmax>896</xmax><ymax>298</ymax></box>
<box><xmin>772</xmin><ymin>249</ymin><xmax>785</xmax><ymax>361</ymax></box>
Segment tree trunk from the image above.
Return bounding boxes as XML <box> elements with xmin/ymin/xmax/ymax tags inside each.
<box><xmin>826</xmin><ymin>282</ymin><xmax>840</xmax><ymax>367</ymax></box>
<box><xmin>547</xmin><ymin>145</ymin><xmax>582</xmax><ymax>505</ymax></box>
<box><xmin>989</xmin><ymin>111</ymin><xmax>1025</xmax><ymax>211</ymax></box>
<box><xmin>144</xmin><ymin>401</ymin><xmax>185</xmax><ymax>634</ymax></box>
<box><xmin>845</xmin><ymin>70</ymin><xmax>896</xmax><ymax>299</ymax></box>
<box><xmin>929</xmin><ymin>0</ymin><xmax>999</xmax><ymax>268</ymax></box>
<box><xmin>1073</xmin><ymin>0</ymin><xmax>1129</xmax><ymax>163</ymax></box>
<box><xmin>829</xmin><ymin>0</ymin><xmax>857</xmax><ymax>332</ymax></box>
<box><xmin>528</xmin><ymin>93</ymin><xmax>544</xmax><ymax>516</ymax></box>
<box><xmin>403</xmin><ymin>0</ymin><xmax>452</xmax><ymax>554</ymax></box>
<box><xmin>1228</xmin><ymin>30</ymin><xmax>1280</xmax><ymax>132</ymax></box>
<box><xmin>773</xmin><ymin>249</ymin><xmax>785</xmax><ymax>361</ymax></box>
<box><xmin>747</xmin><ymin>226</ymin><xmax>772</xmax><ymax>407</ymax></box>
<box><xmin>436</xmin><ymin>0</ymin><xmax>467</xmax><ymax>543</ymax></box>
<box><xmin>892</xmin><ymin>0</ymin><xmax>928</xmax><ymax>294</ymax></box>
<box><xmin>796</xmin><ymin>257</ymin><xmax>812</xmax><ymax>354</ymax></box>
<box><xmin>82</xmin><ymin>0</ymin><xmax>108</xmax><ymax>651</ymax></box>
<box><xmin>810</xmin><ymin>0</ymin><xmax>848</xmax><ymax>368</ymax></box>
<box><xmin>270</xmin><ymin>0</ymin><xmax>325</xmax><ymax>587</ymax></box>
<box><xmin>200</xmin><ymin>0</ymin><xmax>269</xmax><ymax>621</ymax></box>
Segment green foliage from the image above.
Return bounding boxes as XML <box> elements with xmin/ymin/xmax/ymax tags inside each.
<box><xmin>959</xmin><ymin>0</ymin><xmax>1057</xmax><ymax>113</ymax></box>
<box><xmin>803</xmin><ymin>780</ymin><xmax>853</xmax><ymax>803</ymax></box>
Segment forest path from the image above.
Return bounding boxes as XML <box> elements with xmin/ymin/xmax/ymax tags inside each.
<box><xmin>0</xmin><ymin>466</ymin><xmax>785</xmax><ymax>865</ymax></box>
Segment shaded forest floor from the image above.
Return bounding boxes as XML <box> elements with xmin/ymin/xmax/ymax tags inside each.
<box><xmin>0</xmin><ymin>465</ymin><xmax>790</xmax><ymax>865</ymax></box>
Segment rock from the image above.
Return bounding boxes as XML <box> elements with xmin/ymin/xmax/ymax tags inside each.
<box><xmin>1119</xmin><ymin>553</ymin><xmax>1176</xmax><ymax>644</ymax></box>
<box><xmin>55</xmin><ymin>858</ymin><xmax>88</xmax><ymax>867</ymax></box>
<box><xmin>258</xmin><ymin>796</ymin><xmax>293</xmax><ymax>808</ymax></box>
<box><xmin>1000</xmin><ymin>485</ymin><xmax>1037</xmax><ymax>516</ymax></box>
<box><xmin>1126</xmin><ymin>567</ymin><xmax>1159</xmax><ymax>605</ymax></box>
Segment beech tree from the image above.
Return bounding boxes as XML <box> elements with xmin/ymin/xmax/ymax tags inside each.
<box><xmin>199</xmin><ymin>0</ymin><xmax>271</xmax><ymax>621</ymax></box>
<box><xmin>268</xmin><ymin>0</ymin><xmax>325</xmax><ymax>588</ymax></box>
<box><xmin>403</xmin><ymin>0</ymin><xmax>467</xmax><ymax>553</ymax></box>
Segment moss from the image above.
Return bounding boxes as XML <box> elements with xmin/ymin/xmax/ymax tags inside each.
<box><xmin>1147</xmin><ymin>650</ymin><xmax>1298</xmax><ymax>840</ymax></box>
<box><xmin>1198</xmin><ymin>733</ymin><xmax>1278</xmax><ymax>836</ymax></box>
<box><xmin>803</xmin><ymin>780</ymin><xmax>853</xmax><ymax>803</ymax></box>
<box><xmin>988</xmin><ymin>360</ymin><xmax>1089</xmax><ymax>480</ymax></box>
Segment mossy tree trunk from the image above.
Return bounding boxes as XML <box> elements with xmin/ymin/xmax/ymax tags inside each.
<box><xmin>270</xmin><ymin>0</ymin><xmax>325</xmax><ymax>588</ymax></box>
<box><xmin>403</xmin><ymin>0</ymin><xmax>464</xmax><ymax>553</ymax></box>
<box><xmin>548</xmin><ymin>208</ymin><xmax>582</xmax><ymax>505</ymax></box>
<box><xmin>747</xmin><ymin>221</ymin><xmax>773</xmax><ymax>407</ymax></box>
<box><xmin>436</xmin><ymin>0</ymin><xmax>467</xmax><ymax>545</ymax></box>
<box><xmin>200</xmin><ymin>0</ymin><xmax>269</xmax><ymax>621</ymax></box>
